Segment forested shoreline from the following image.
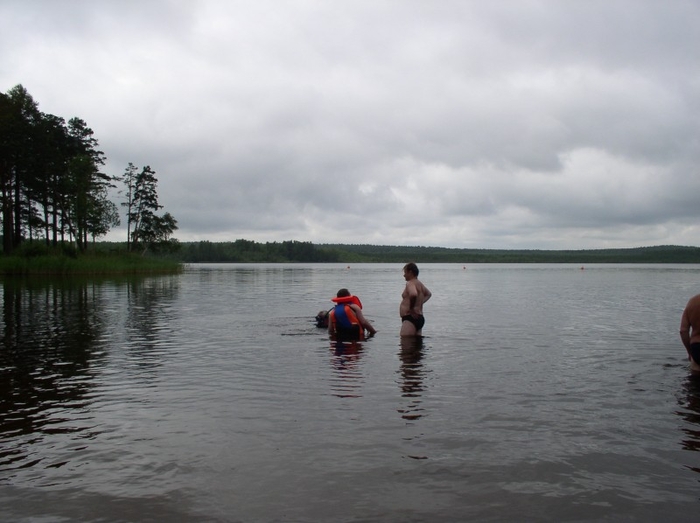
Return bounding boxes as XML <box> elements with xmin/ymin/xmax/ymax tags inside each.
<box><xmin>1</xmin><ymin>85</ymin><xmax>177</xmax><ymax>258</ymax></box>
<box><xmin>142</xmin><ymin>240</ymin><xmax>700</xmax><ymax>264</ymax></box>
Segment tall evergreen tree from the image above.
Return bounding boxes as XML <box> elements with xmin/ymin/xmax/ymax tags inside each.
<box><xmin>64</xmin><ymin>117</ymin><xmax>114</xmax><ymax>251</ymax></box>
<box><xmin>31</xmin><ymin>112</ymin><xmax>70</xmax><ymax>246</ymax></box>
<box><xmin>122</xmin><ymin>164</ymin><xmax>178</xmax><ymax>254</ymax></box>
<box><xmin>0</xmin><ymin>85</ymin><xmax>42</xmax><ymax>252</ymax></box>
<box><xmin>129</xmin><ymin>165</ymin><xmax>159</xmax><ymax>250</ymax></box>
<box><xmin>0</xmin><ymin>91</ymin><xmax>16</xmax><ymax>252</ymax></box>
<box><xmin>0</xmin><ymin>84</ymin><xmax>146</xmax><ymax>254</ymax></box>
<box><xmin>120</xmin><ymin>162</ymin><xmax>138</xmax><ymax>252</ymax></box>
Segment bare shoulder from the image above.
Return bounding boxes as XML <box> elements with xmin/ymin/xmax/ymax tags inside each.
<box><xmin>686</xmin><ymin>294</ymin><xmax>700</xmax><ymax>310</ymax></box>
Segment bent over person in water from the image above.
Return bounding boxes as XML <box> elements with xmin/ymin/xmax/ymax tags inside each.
<box><xmin>400</xmin><ymin>262</ymin><xmax>432</xmax><ymax>337</ymax></box>
<box><xmin>328</xmin><ymin>288</ymin><xmax>377</xmax><ymax>341</ymax></box>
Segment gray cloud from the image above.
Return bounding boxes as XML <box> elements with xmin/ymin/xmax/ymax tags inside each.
<box><xmin>2</xmin><ymin>0</ymin><xmax>699</xmax><ymax>249</ymax></box>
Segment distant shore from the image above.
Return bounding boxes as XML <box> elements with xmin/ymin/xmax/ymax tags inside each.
<box><xmin>4</xmin><ymin>241</ymin><xmax>699</xmax><ymax>270</ymax></box>
<box><xmin>130</xmin><ymin>240</ymin><xmax>700</xmax><ymax>264</ymax></box>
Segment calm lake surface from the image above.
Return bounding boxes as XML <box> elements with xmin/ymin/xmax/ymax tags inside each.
<box><xmin>1</xmin><ymin>263</ymin><xmax>700</xmax><ymax>522</ymax></box>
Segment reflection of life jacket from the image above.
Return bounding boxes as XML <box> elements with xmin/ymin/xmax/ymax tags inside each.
<box><xmin>329</xmin><ymin>303</ymin><xmax>364</xmax><ymax>341</ymax></box>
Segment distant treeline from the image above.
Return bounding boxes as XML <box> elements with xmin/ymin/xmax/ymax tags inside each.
<box><xmin>172</xmin><ymin>239</ymin><xmax>339</xmax><ymax>262</ymax></box>
<box><xmin>320</xmin><ymin>243</ymin><xmax>700</xmax><ymax>263</ymax></box>
<box><xmin>140</xmin><ymin>240</ymin><xmax>700</xmax><ymax>264</ymax></box>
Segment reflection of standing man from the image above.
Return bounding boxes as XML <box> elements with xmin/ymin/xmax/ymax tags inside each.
<box><xmin>400</xmin><ymin>262</ymin><xmax>432</xmax><ymax>336</ymax></box>
<box><xmin>398</xmin><ymin>336</ymin><xmax>426</xmax><ymax>421</ymax></box>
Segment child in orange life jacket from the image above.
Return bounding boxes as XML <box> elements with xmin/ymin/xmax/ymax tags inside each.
<box><xmin>328</xmin><ymin>288</ymin><xmax>377</xmax><ymax>340</ymax></box>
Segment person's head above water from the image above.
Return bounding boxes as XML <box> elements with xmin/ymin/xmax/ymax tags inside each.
<box><xmin>332</xmin><ymin>288</ymin><xmax>363</xmax><ymax>309</ymax></box>
<box><xmin>403</xmin><ymin>263</ymin><xmax>419</xmax><ymax>277</ymax></box>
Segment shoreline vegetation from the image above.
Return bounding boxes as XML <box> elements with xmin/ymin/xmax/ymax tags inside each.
<box><xmin>167</xmin><ymin>240</ymin><xmax>700</xmax><ymax>264</ymax></box>
<box><xmin>0</xmin><ymin>244</ymin><xmax>181</xmax><ymax>276</ymax></box>
<box><xmin>0</xmin><ymin>254</ymin><xmax>182</xmax><ymax>276</ymax></box>
<box><xmin>2</xmin><ymin>86</ymin><xmax>179</xmax><ymax>266</ymax></box>
<box><xmin>2</xmin><ymin>240</ymin><xmax>700</xmax><ymax>275</ymax></box>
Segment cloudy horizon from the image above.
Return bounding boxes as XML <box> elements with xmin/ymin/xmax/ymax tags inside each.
<box><xmin>2</xmin><ymin>0</ymin><xmax>699</xmax><ymax>249</ymax></box>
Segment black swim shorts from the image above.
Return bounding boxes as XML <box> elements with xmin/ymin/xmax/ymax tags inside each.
<box><xmin>690</xmin><ymin>343</ymin><xmax>700</xmax><ymax>364</ymax></box>
<box><xmin>401</xmin><ymin>314</ymin><xmax>425</xmax><ymax>331</ymax></box>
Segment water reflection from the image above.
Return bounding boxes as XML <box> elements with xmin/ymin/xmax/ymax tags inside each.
<box><xmin>0</xmin><ymin>276</ymin><xmax>179</xmax><ymax>478</ymax></box>
<box><xmin>397</xmin><ymin>336</ymin><xmax>426</xmax><ymax>422</ymax></box>
<box><xmin>328</xmin><ymin>339</ymin><xmax>365</xmax><ymax>398</ymax></box>
<box><xmin>0</xmin><ymin>278</ymin><xmax>108</xmax><ymax>473</ymax></box>
<box><xmin>677</xmin><ymin>375</ymin><xmax>700</xmax><ymax>472</ymax></box>
<box><xmin>123</xmin><ymin>276</ymin><xmax>180</xmax><ymax>372</ymax></box>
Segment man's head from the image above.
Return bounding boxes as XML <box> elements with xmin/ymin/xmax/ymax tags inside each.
<box><xmin>403</xmin><ymin>263</ymin><xmax>419</xmax><ymax>280</ymax></box>
<box><xmin>337</xmin><ymin>288</ymin><xmax>351</xmax><ymax>297</ymax></box>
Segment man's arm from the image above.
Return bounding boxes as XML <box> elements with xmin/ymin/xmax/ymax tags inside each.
<box><xmin>407</xmin><ymin>282</ymin><xmax>418</xmax><ymax>311</ymax></box>
<box><xmin>351</xmin><ymin>304</ymin><xmax>377</xmax><ymax>336</ymax></box>
<box><xmin>327</xmin><ymin>311</ymin><xmax>334</xmax><ymax>335</ymax></box>
<box><xmin>681</xmin><ymin>309</ymin><xmax>692</xmax><ymax>356</ymax></box>
<box><xmin>681</xmin><ymin>331</ymin><xmax>691</xmax><ymax>356</ymax></box>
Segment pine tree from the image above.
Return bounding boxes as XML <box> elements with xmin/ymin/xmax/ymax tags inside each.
<box><xmin>121</xmin><ymin>164</ymin><xmax>178</xmax><ymax>254</ymax></box>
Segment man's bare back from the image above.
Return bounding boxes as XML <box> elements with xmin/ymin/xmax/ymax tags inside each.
<box><xmin>400</xmin><ymin>263</ymin><xmax>431</xmax><ymax>336</ymax></box>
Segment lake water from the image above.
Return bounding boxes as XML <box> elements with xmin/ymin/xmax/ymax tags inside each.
<box><xmin>1</xmin><ymin>263</ymin><xmax>700</xmax><ymax>522</ymax></box>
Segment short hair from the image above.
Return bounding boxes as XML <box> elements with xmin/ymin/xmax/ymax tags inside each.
<box><xmin>337</xmin><ymin>288</ymin><xmax>350</xmax><ymax>297</ymax></box>
<box><xmin>403</xmin><ymin>262</ymin><xmax>419</xmax><ymax>276</ymax></box>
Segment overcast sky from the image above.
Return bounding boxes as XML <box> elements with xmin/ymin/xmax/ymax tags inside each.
<box><xmin>2</xmin><ymin>1</ymin><xmax>699</xmax><ymax>249</ymax></box>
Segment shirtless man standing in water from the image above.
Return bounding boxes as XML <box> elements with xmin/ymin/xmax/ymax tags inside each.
<box><xmin>400</xmin><ymin>262</ymin><xmax>432</xmax><ymax>336</ymax></box>
<box><xmin>680</xmin><ymin>292</ymin><xmax>700</xmax><ymax>373</ymax></box>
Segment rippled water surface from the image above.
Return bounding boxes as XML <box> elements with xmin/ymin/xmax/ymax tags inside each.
<box><xmin>2</xmin><ymin>263</ymin><xmax>700</xmax><ymax>522</ymax></box>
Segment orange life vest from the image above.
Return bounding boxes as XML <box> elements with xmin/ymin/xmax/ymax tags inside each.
<box><xmin>331</xmin><ymin>295</ymin><xmax>363</xmax><ymax>309</ymax></box>
<box><xmin>329</xmin><ymin>302</ymin><xmax>364</xmax><ymax>341</ymax></box>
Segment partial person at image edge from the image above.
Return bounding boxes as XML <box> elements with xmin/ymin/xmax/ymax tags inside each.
<box><xmin>680</xmin><ymin>293</ymin><xmax>700</xmax><ymax>373</ymax></box>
